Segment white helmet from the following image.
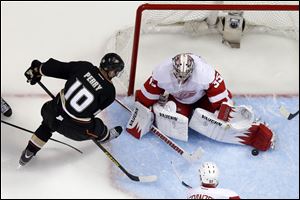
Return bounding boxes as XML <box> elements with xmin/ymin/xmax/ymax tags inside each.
<box><xmin>172</xmin><ymin>53</ymin><xmax>194</xmax><ymax>85</ymax></box>
<box><xmin>199</xmin><ymin>162</ymin><xmax>219</xmax><ymax>186</ymax></box>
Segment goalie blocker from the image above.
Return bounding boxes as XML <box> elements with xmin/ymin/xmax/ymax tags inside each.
<box><xmin>189</xmin><ymin>102</ymin><xmax>274</xmax><ymax>151</ymax></box>
<box><xmin>126</xmin><ymin>101</ymin><xmax>154</xmax><ymax>139</ymax></box>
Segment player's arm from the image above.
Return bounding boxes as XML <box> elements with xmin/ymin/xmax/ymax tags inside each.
<box><xmin>135</xmin><ymin>76</ymin><xmax>165</xmax><ymax>108</ymax></box>
<box><xmin>24</xmin><ymin>58</ymin><xmax>87</xmax><ymax>84</ymax></box>
<box><xmin>41</xmin><ymin>58</ymin><xmax>88</xmax><ymax>79</ymax></box>
<box><xmin>228</xmin><ymin>190</ymin><xmax>241</xmax><ymax>199</ymax></box>
<box><xmin>206</xmin><ymin>71</ymin><xmax>233</xmax><ymax>112</ymax></box>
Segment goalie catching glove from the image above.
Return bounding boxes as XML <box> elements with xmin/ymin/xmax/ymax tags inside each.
<box><xmin>189</xmin><ymin>102</ymin><xmax>275</xmax><ymax>151</ymax></box>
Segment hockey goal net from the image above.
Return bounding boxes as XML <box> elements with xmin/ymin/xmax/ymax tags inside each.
<box><xmin>105</xmin><ymin>1</ymin><xmax>299</xmax><ymax>96</ymax></box>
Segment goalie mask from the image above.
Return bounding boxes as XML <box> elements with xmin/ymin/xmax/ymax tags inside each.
<box><xmin>100</xmin><ymin>53</ymin><xmax>125</xmax><ymax>79</ymax></box>
<box><xmin>199</xmin><ymin>162</ymin><xmax>219</xmax><ymax>187</ymax></box>
<box><xmin>172</xmin><ymin>53</ymin><xmax>194</xmax><ymax>86</ymax></box>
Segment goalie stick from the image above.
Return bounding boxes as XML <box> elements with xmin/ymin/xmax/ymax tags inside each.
<box><xmin>115</xmin><ymin>98</ymin><xmax>204</xmax><ymax>162</ymax></box>
<box><xmin>170</xmin><ymin>161</ymin><xmax>192</xmax><ymax>189</ymax></box>
<box><xmin>37</xmin><ymin>81</ymin><xmax>157</xmax><ymax>182</ymax></box>
<box><xmin>279</xmin><ymin>105</ymin><xmax>299</xmax><ymax>120</ymax></box>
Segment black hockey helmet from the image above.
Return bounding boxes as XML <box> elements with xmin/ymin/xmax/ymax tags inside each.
<box><xmin>100</xmin><ymin>53</ymin><xmax>124</xmax><ymax>76</ymax></box>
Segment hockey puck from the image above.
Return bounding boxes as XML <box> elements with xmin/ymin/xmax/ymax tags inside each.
<box><xmin>251</xmin><ymin>149</ymin><xmax>259</xmax><ymax>156</ymax></box>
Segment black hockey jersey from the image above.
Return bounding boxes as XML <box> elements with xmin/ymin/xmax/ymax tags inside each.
<box><xmin>41</xmin><ymin>58</ymin><xmax>115</xmax><ymax>119</ymax></box>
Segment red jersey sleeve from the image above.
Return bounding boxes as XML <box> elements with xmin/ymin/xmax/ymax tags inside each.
<box><xmin>135</xmin><ymin>76</ymin><xmax>165</xmax><ymax>108</ymax></box>
<box><xmin>206</xmin><ymin>71</ymin><xmax>232</xmax><ymax>111</ymax></box>
<box><xmin>229</xmin><ymin>196</ymin><xmax>240</xmax><ymax>199</ymax></box>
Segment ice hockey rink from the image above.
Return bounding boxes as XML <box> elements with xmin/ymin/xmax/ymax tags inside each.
<box><xmin>1</xmin><ymin>1</ymin><xmax>299</xmax><ymax>199</ymax></box>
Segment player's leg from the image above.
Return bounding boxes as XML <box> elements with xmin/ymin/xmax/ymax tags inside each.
<box><xmin>19</xmin><ymin>99</ymin><xmax>57</xmax><ymax>166</ymax></box>
<box><xmin>93</xmin><ymin>118</ymin><xmax>122</xmax><ymax>144</ymax></box>
<box><xmin>56</xmin><ymin>116</ymin><xmax>122</xmax><ymax>143</ymax></box>
<box><xmin>19</xmin><ymin>122</ymin><xmax>53</xmax><ymax>166</ymax></box>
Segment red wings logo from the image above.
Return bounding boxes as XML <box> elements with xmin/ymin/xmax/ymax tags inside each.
<box><xmin>173</xmin><ymin>91</ymin><xmax>196</xmax><ymax>100</ymax></box>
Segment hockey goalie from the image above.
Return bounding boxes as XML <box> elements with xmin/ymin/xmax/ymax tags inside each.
<box><xmin>126</xmin><ymin>53</ymin><xmax>275</xmax><ymax>152</ymax></box>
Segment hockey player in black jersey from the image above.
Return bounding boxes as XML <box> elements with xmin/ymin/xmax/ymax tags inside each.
<box><xmin>19</xmin><ymin>53</ymin><xmax>124</xmax><ymax>166</ymax></box>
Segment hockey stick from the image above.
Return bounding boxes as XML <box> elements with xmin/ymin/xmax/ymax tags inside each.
<box><xmin>38</xmin><ymin>81</ymin><xmax>157</xmax><ymax>182</ymax></box>
<box><xmin>115</xmin><ymin>98</ymin><xmax>204</xmax><ymax>162</ymax></box>
<box><xmin>93</xmin><ymin>139</ymin><xmax>157</xmax><ymax>182</ymax></box>
<box><xmin>37</xmin><ymin>81</ymin><xmax>55</xmax><ymax>99</ymax></box>
<box><xmin>1</xmin><ymin>120</ymin><xmax>82</xmax><ymax>154</ymax></box>
<box><xmin>279</xmin><ymin>105</ymin><xmax>299</xmax><ymax>120</ymax></box>
<box><xmin>170</xmin><ymin>161</ymin><xmax>192</xmax><ymax>189</ymax></box>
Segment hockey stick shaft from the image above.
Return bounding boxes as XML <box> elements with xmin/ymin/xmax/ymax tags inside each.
<box><xmin>290</xmin><ymin>110</ymin><xmax>300</xmax><ymax>120</ymax></box>
<box><xmin>37</xmin><ymin>81</ymin><xmax>55</xmax><ymax>99</ymax></box>
<box><xmin>1</xmin><ymin>120</ymin><xmax>82</xmax><ymax>154</ymax></box>
<box><xmin>38</xmin><ymin>82</ymin><xmax>156</xmax><ymax>182</ymax></box>
<box><xmin>115</xmin><ymin>98</ymin><xmax>203</xmax><ymax>162</ymax></box>
<box><xmin>93</xmin><ymin>139</ymin><xmax>157</xmax><ymax>182</ymax></box>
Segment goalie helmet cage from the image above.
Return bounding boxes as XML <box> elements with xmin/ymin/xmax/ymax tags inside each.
<box><xmin>105</xmin><ymin>1</ymin><xmax>299</xmax><ymax>96</ymax></box>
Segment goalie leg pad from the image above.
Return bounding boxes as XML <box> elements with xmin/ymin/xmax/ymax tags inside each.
<box><xmin>190</xmin><ymin>108</ymin><xmax>274</xmax><ymax>151</ymax></box>
<box><xmin>126</xmin><ymin>102</ymin><xmax>154</xmax><ymax>139</ymax></box>
<box><xmin>189</xmin><ymin>108</ymin><xmax>252</xmax><ymax>145</ymax></box>
<box><xmin>190</xmin><ymin>108</ymin><xmax>240</xmax><ymax>144</ymax></box>
<box><xmin>153</xmin><ymin>101</ymin><xmax>189</xmax><ymax>142</ymax></box>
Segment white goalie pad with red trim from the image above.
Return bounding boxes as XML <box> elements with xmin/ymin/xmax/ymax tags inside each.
<box><xmin>153</xmin><ymin>101</ymin><xmax>189</xmax><ymax>142</ymax></box>
<box><xmin>189</xmin><ymin>108</ymin><xmax>240</xmax><ymax>143</ymax></box>
<box><xmin>189</xmin><ymin>107</ymin><xmax>274</xmax><ymax>151</ymax></box>
<box><xmin>126</xmin><ymin>101</ymin><xmax>154</xmax><ymax>139</ymax></box>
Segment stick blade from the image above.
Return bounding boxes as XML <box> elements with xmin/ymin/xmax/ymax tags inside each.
<box><xmin>191</xmin><ymin>147</ymin><xmax>204</xmax><ymax>161</ymax></box>
<box><xmin>279</xmin><ymin>106</ymin><xmax>290</xmax><ymax>119</ymax></box>
<box><xmin>183</xmin><ymin>147</ymin><xmax>204</xmax><ymax>162</ymax></box>
<box><xmin>138</xmin><ymin>175</ymin><xmax>158</xmax><ymax>182</ymax></box>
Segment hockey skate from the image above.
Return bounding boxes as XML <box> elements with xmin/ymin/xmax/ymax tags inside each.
<box><xmin>96</xmin><ymin>126</ymin><xmax>123</xmax><ymax>144</ymax></box>
<box><xmin>19</xmin><ymin>149</ymin><xmax>35</xmax><ymax>166</ymax></box>
<box><xmin>1</xmin><ymin>97</ymin><xmax>12</xmax><ymax>117</ymax></box>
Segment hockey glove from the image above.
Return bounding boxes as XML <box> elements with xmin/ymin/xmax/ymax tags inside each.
<box><xmin>158</xmin><ymin>93</ymin><xmax>169</xmax><ymax>106</ymax></box>
<box><xmin>24</xmin><ymin>60</ymin><xmax>42</xmax><ymax>85</ymax></box>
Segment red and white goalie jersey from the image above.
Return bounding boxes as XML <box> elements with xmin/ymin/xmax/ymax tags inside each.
<box><xmin>187</xmin><ymin>186</ymin><xmax>240</xmax><ymax>199</ymax></box>
<box><xmin>136</xmin><ymin>54</ymin><xmax>232</xmax><ymax>114</ymax></box>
